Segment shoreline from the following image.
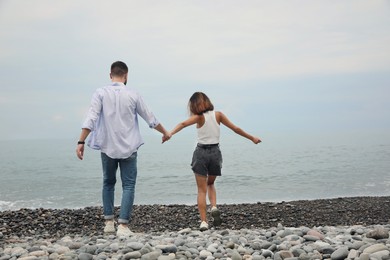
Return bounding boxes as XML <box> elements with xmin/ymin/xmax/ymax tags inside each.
<box><xmin>1</xmin><ymin>196</ymin><xmax>390</xmax><ymax>240</ymax></box>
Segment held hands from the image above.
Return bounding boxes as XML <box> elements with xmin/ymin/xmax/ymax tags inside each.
<box><xmin>162</xmin><ymin>132</ymin><xmax>172</xmax><ymax>143</ymax></box>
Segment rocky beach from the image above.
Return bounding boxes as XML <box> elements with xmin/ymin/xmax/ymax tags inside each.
<box><xmin>1</xmin><ymin>196</ymin><xmax>390</xmax><ymax>259</ymax></box>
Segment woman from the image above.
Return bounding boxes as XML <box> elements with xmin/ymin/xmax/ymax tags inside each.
<box><xmin>168</xmin><ymin>92</ymin><xmax>261</xmax><ymax>230</ymax></box>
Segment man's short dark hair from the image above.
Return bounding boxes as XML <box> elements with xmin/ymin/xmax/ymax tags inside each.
<box><xmin>111</xmin><ymin>61</ymin><xmax>128</xmax><ymax>77</ymax></box>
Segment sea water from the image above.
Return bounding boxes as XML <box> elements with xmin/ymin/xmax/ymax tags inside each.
<box><xmin>0</xmin><ymin>132</ymin><xmax>389</xmax><ymax>211</ymax></box>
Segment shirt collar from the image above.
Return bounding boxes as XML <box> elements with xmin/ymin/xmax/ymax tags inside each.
<box><xmin>111</xmin><ymin>82</ymin><xmax>125</xmax><ymax>86</ymax></box>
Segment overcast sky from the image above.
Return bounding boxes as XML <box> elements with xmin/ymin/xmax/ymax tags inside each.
<box><xmin>0</xmin><ymin>1</ymin><xmax>389</xmax><ymax>145</ymax></box>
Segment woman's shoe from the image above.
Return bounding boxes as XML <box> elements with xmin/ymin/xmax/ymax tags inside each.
<box><xmin>211</xmin><ymin>206</ymin><xmax>222</xmax><ymax>226</ymax></box>
<box><xmin>199</xmin><ymin>221</ymin><xmax>209</xmax><ymax>231</ymax></box>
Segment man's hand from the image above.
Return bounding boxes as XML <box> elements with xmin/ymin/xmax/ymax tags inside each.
<box><xmin>76</xmin><ymin>144</ymin><xmax>85</xmax><ymax>160</ymax></box>
<box><xmin>162</xmin><ymin>132</ymin><xmax>172</xmax><ymax>143</ymax></box>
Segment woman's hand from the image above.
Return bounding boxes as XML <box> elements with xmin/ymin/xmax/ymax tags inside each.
<box><xmin>162</xmin><ymin>132</ymin><xmax>172</xmax><ymax>143</ymax></box>
<box><xmin>252</xmin><ymin>137</ymin><xmax>262</xmax><ymax>144</ymax></box>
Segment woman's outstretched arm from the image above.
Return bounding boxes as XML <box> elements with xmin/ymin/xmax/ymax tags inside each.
<box><xmin>217</xmin><ymin>111</ymin><xmax>261</xmax><ymax>144</ymax></box>
<box><xmin>170</xmin><ymin>115</ymin><xmax>200</xmax><ymax>136</ymax></box>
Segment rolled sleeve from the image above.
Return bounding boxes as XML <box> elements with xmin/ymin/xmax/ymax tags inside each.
<box><xmin>82</xmin><ymin>90</ymin><xmax>103</xmax><ymax>131</ymax></box>
<box><xmin>136</xmin><ymin>95</ymin><xmax>160</xmax><ymax>128</ymax></box>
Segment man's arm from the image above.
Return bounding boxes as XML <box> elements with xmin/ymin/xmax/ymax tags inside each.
<box><xmin>154</xmin><ymin>124</ymin><xmax>171</xmax><ymax>143</ymax></box>
<box><xmin>76</xmin><ymin>128</ymin><xmax>91</xmax><ymax>160</ymax></box>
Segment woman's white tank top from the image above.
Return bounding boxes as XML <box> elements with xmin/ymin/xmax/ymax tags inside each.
<box><xmin>197</xmin><ymin>111</ymin><xmax>220</xmax><ymax>144</ymax></box>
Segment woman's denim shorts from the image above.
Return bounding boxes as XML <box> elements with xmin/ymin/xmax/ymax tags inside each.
<box><xmin>191</xmin><ymin>143</ymin><xmax>222</xmax><ymax>176</ymax></box>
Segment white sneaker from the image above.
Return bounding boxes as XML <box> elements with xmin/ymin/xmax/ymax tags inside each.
<box><xmin>211</xmin><ymin>206</ymin><xmax>222</xmax><ymax>226</ymax></box>
<box><xmin>199</xmin><ymin>221</ymin><xmax>209</xmax><ymax>231</ymax></box>
<box><xmin>116</xmin><ymin>225</ymin><xmax>133</xmax><ymax>237</ymax></box>
<box><xmin>103</xmin><ymin>221</ymin><xmax>115</xmax><ymax>233</ymax></box>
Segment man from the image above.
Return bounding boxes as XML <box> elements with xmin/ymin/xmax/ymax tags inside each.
<box><xmin>76</xmin><ymin>61</ymin><xmax>170</xmax><ymax>236</ymax></box>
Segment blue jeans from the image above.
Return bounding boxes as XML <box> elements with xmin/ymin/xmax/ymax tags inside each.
<box><xmin>101</xmin><ymin>152</ymin><xmax>137</xmax><ymax>224</ymax></box>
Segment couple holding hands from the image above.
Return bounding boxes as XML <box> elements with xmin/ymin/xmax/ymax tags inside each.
<box><xmin>76</xmin><ymin>61</ymin><xmax>261</xmax><ymax>237</ymax></box>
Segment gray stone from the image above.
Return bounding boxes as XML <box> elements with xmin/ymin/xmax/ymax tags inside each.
<box><xmin>362</xmin><ymin>243</ymin><xmax>388</xmax><ymax>254</ymax></box>
<box><xmin>28</xmin><ymin>250</ymin><xmax>47</xmax><ymax>257</ymax></box>
<box><xmin>321</xmin><ymin>247</ymin><xmax>335</xmax><ymax>255</ymax></box>
<box><xmin>261</xmin><ymin>249</ymin><xmax>274</xmax><ymax>258</ymax></box>
<box><xmin>330</xmin><ymin>246</ymin><xmax>349</xmax><ymax>260</ymax></box>
<box><xmin>347</xmin><ymin>249</ymin><xmax>358</xmax><ymax>259</ymax></box>
<box><xmin>245</xmin><ymin>247</ymin><xmax>254</xmax><ymax>255</ymax></box>
<box><xmin>366</xmin><ymin>227</ymin><xmax>389</xmax><ymax>239</ymax></box>
<box><xmin>213</xmin><ymin>252</ymin><xmax>224</xmax><ymax>259</ymax></box>
<box><xmin>27</xmin><ymin>246</ymin><xmax>41</xmax><ymax>253</ymax></box>
<box><xmin>251</xmin><ymin>242</ymin><xmax>262</xmax><ymax>250</ymax></box>
<box><xmin>231</xmin><ymin>250</ymin><xmax>242</xmax><ymax>260</ymax></box>
<box><xmin>141</xmin><ymin>250</ymin><xmax>162</xmax><ymax>260</ymax></box>
<box><xmin>96</xmin><ymin>239</ymin><xmax>108</xmax><ymax>244</ymax></box>
<box><xmin>96</xmin><ymin>252</ymin><xmax>108</xmax><ymax>260</ymax></box>
<box><xmin>109</xmin><ymin>242</ymin><xmax>120</xmax><ymax>252</ymax></box>
<box><xmin>237</xmin><ymin>246</ymin><xmax>246</xmax><ymax>254</ymax></box>
<box><xmin>220</xmin><ymin>230</ymin><xmax>229</xmax><ymax>236</ymax></box>
<box><xmin>226</xmin><ymin>241</ymin><xmax>235</xmax><ymax>249</ymax></box>
<box><xmin>11</xmin><ymin>247</ymin><xmax>28</xmax><ymax>258</ymax></box>
<box><xmin>302</xmin><ymin>245</ymin><xmax>314</xmax><ymax>253</ymax></box>
<box><xmin>124</xmin><ymin>251</ymin><xmax>142</xmax><ymax>259</ymax></box>
<box><xmin>174</xmin><ymin>238</ymin><xmax>185</xmax><ymax>246</ymax></box>
<box><xmin>278</xmin><ymin>250</ymin><xmax>294</xmax><ymax>259</ymax></box>
<box><xmin>199</xmin><ymin>250</ymin><xmax>212</xmax><ymax>258</ymax></box>
<box><xmin>370</xmin><ymin>249</ymin><xmax>390</xmax><ymax>260</ymax></box>
<box><xmin>358</xmin><ymin>253</ymin><xmax>370</xmax><ymax>260</ymax></box>
<box><xmin>252</xmin><ymin>255</ymin><xmax>264</xmax><ymax>260</ymax></box>
<box><xmin>277</xmin><ymin>229</ymin><xmax>293</xmax><ymax>238</ymax></box>
<box><xmin>284</xmin><ymin>234</ymin><xmax>301</xmax><ymax>241</ymax></box>
<box><xmin>187</xmin><ymin>248</ymin><xmax>200</xmax><ymax>255</ymax></box>
<box><xmin>291</xmin><ymin>248</ymin><xmax>305</xmax><ymax>257</ymax></box>
<box><xmin>48</xmin><ymin>253</ymin><xmax>59</xmax><ymax>260</ymax></box>
<box><xmin>140</xmin><ymin>244</ymin><xmax>154</xmax><ymax>255</ymax></box>
<box><xmin>69</xmin><ymin>242</ymin><xmax>84</xmax><ymax>250</ymax></box>
<box><xmin>297</xmin><ymin>253</ymin><xmax>310</xmax><ymax>260</ymax></box>
<box><xmin>127</xmin><ymin>242</ymin><xmax>144</xmax><ymax>250</ymax></box>
<box><xmin>157</xmin><ymin>255</ymin><xmax>175</xmax><ymax>260</ymax></box>
<box><xmin>260</xmin><ymin>241</ymin><xmax>272</xmax><ymax>249</ymax></box>
<box><xmin>274</xmin><ymin>250</ymin><xmax>294</xmax><ymax>260</ymax></box>
<box><xmin>155</xmin><ymin>245</ymin><xmax>177</xmax><ymax>254</ymax></box>
<box><xmin>309</xmin><ymin>251</ymin><xmax>323</xmax><ymax>260</ymax></box>
<box><xmin>17</xmin><ymin>257</ymin><xmax>37</xmax><ymax>260</ymax></box>
<box><xmin>206</xmin><ymin>244</ymin><xmax>217</xmax><ymax>253</ymax></box>
<box><xmin>349</xmin><ymin>240</ymin><xmax>365</xmax><ymax>250</ymax></box>
<box><xmin>78</xmin><ymin>253</ymin><xmax>93</xmax><ymax>260</ymax></box>
<box><xmin>239</xmin><ymin>237</ymin><xmax>248</xmax><ymax>246</ymax></box>
<box><xmin>88</xmin><ymin>245</ymin><xmax>98</xmax><ymax>254</ymax></box>
<box><xmin>268</xmin><ymin>244</ymin><xmax>277</xmax><ymax>251</ymax></box>
<box><xmin>303</xmin><ymin>235</ymin><xmax>320</xmax><ymax>242</ymax></box>
<box><xmin>306</xmin><ymin>229</ymin><xmax>324</xmax><ymax>240</ymax></box>
<box><xmin>177</xmin><ymin>228</ymin><xmax>191</xmax><ymax>234</ymax></box>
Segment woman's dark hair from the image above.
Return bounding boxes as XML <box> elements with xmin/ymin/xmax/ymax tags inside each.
<box><xmin>188</xmin><ymin>92</ymin><xmax>214</xmax><ymax>115</ymax></box>
<box><xmin>111</xmin><ymin>61</ymin><xmax>128</xmax><ymax>77</ymax></box>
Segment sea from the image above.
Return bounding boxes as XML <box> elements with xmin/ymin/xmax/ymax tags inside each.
<box><xmin>1</xmin><ymin>132</ymin><xmax>389</xmax><ymax>211</ymax></box>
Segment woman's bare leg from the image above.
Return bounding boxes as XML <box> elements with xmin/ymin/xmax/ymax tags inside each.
<box><xmin>195</xmin><ymin>173</ymin><xmax>208</xmax><ymax>222</ymax></box>
<box><xmin>207</xmin><ymin>175</ymin><xmax>217</xmax><ymax>207</ymax></box>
